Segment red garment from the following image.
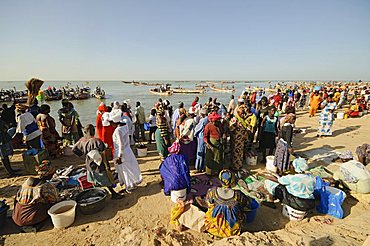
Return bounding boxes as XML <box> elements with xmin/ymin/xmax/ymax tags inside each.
<box><xmin>191</xmin><ymin>101</ymin><xmax>197</xmax><ymax>107</ymax></box>
<box><xmin>102</xmin><ymin>125</ymin><xmax>115</xmax><ymax>151</ymax></box>
<box><xmin>204</xmin><ymin>123</ymin><xmax>221</xmax><ymax>142</ymax></box>
<box><xmin>96</xmin><ymin>113</ymin><xmax>104</xmax><ymax>140</ymax></box>
<box><xmin>273</xmin><ymin>94</ymin><xmax>282</xmax><ymax>109</ymax></box>
<box><xmin>251</xmin><ymin>92</ymin><xmax>257</xmax><ymax>104</ymax></box>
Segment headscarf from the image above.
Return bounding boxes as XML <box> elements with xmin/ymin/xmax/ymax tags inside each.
<box><xmin>113</xmin><ymin>101</ymin><xmax>120</xmax><ymax>109</ymax></box>
<box><xmin>168</xmin><ymin>141</ymin><xmax>181</xmax><ymax>154</ymax></box>
<box><xmin>35</xmin><ymin>160</ymin><xmax>56</xmax><ymax>178</ymax></box>
<box><xmin>292</xmin><ymin>157</ymin><xmax>308</xmax><ymax>173</ymax></box>
<box><xmin>208</xmin><ymin>112</ymin><xmax>221</xmax><ymax>122</ymax></box>
<box><xmin>98</xmin><ymin>103</ymin><xmax>107</xmax><ymax>112</ymax></box>
<box><xmin>219</xmin><ymin>169</ymin><xmax>234</xmax><ymax>188</ymax></box>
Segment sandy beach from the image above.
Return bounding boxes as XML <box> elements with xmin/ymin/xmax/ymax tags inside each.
<box><xmin>1</xmin><ymin>110</ymin><xmax>370</xmax><ymax>246</ymax></box>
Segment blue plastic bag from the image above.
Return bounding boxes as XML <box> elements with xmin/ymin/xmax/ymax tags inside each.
<box><xmin>317</xmin><ymin>186</ymin><xmax>346</xmax><ymax>219</ymax></box>
<box><xmin>314</xmin><ymin>176</ymin><xmax>330</xmax><ymax>199</ymax></box>
<box><xmin>144</xmin><ymin>123</ymin><xmax>150</xmax><ymax>131</ymax></box>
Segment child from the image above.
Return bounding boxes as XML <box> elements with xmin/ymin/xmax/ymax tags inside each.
<box><xmin>148</xmin><ymin>108</ymin><xmax>157</xmax><ymax>144</ymax></box>
<box><xmin>259</xmin><ymin>107</ymin><xmax>278</xmax><ymax>163</ymax></box>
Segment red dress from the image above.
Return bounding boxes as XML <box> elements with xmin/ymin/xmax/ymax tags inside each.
<box><xmin>96</xmin><ymin>113</ymin><xmax>104</xmax><ymax>140</ymax></box>
<box><xmin>102</xmin><ymin>125</ymin><xmax>115</xmax><ymax>151</ymax></box>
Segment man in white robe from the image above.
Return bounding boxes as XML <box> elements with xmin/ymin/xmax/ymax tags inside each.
<box><xmin>112</xmin><ymin>116</ymin><xmax>142</xmax><ymax>193</ymax></box>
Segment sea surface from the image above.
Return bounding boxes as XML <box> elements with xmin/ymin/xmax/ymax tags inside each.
<box><xmin>0</xmin><ymin>80</ymin><xmax>274</xmax><ymax>130</ymax></box>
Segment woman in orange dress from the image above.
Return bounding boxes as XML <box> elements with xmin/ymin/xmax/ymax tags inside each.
<box><xmin>309</xmin><ymin>91</ymin><xmax>322</xmax><ymax>117</ymax></box>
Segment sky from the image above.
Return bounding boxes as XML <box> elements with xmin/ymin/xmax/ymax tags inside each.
<box><xmin>0</xmin><ymin>0</ymin><xmax>370</xmax><ymax>81</ymax></box>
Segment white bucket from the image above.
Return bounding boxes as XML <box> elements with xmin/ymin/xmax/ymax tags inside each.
<box><xmin>137</xmin><ymin>147</ymin><xmax>148</xmax><ymax>157</ymax></box>
<box><xmin>282</xmin><ymin>204</ymin><xmax>307</xmax><ymax>221</ymax></box>
<box><xmin>170</xmin><ymin>188</ymin><xmax>187</xmax><ymax>203</ymax></box>
<box><xmin>363</xmin><ymin>110</ymin><xmax>368</xmax><ymax>115</ymax></box>
<box><xmin>246</xmin><ymin>156</ymin><xmax>258</xmax><ymax>166</ymax></box>
<box><xmin>266</xmin><ymin>156</ymin><xmax>277</xmax><ymax>172</ymax></box>
<box><xmin>359</xmin><ymin>112</ymin><xmax>363</xmax><ymax>117</ymax></box>
<box><xmin>48</xmin><ymin>200</ymin><xmax>77</xmax><ymax>228</ymax></box>
<box><xmin>63</xmin><ymin>146</ymin><xmax>74</xmax><ymax>156</ymax></box>
<box><xmin>337</xmin><ymin>112</ymin><xmax>344</xmax><ymax>119</ymax></box>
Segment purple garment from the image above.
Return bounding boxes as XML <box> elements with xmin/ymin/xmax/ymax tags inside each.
<box><xmin>159</xmin><ymin>154</ymin><xmax>191</xmax><ymax>196</ymax></box>
<box><xmin>179</xmin><ymin>140</ymin><xmax>197</xmax><ymax>162</ymax></box>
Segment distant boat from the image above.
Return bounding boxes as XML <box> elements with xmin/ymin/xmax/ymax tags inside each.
<box><xmin>122</xmin><ymin>81</ymin><xmax>171</xmax><ymax>87</ymax></box>
<box><xmin>149</xmin><ymin>88</ymin><xmax>173</xmax><ymax>96</ymax></box>
<box><xmin>210</xmin><ymin>85</ymin><xmax>235</xmax><ymax>93</ymax></box>
<box><xmin>172</xmin><ymin>88</ymin><xmax>204</xmax><ymax>94</ymax></box>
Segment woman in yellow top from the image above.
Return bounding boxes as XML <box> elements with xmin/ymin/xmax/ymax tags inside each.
<box><xmin>309</xmin><ymin>91</ymin><xmax>322</xmax><ymax>117</ymax></box>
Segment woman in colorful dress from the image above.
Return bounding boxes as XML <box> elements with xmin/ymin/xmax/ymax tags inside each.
<box><xmin>101</xmin><ymin>106</ymin><xmax>115</xmax><ymax>154</ymax></box>
<box><xmin>204</xmin><ymin>169</ymin><xmax>252</xmax><ymax>238</ymax></box>
<box><xmin>229</xmin><ymin>105</ymin><xmax>248</xmax><ymax>170</ymax></box>
<box><xmin>155</xmin><ymin>109</ymin><xmax>171</xmax><ymax>161</ymax></box>
<box><xmin>318</xmin><ymin>95</ymin><xmax>337</xmax><ymax>137</ymax></box>
<box><xmin>204</xmin><ymin>112</ymin><xmax>224</xmax><ymax>175</ymax></box>
<box><xmin>36</xmin><ymin>105</ymin><xmax>60</xmax><ymax>159</ymax></box>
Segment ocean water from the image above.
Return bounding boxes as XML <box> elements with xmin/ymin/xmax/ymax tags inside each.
<box><xmin>0</xmin><ymin>80</ymin><xmax>273</xmax><ymax>129</ymax></box>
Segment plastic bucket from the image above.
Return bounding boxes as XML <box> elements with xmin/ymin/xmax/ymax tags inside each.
<box><xmin>359</xmin><ymin>112</ymin><xmax>363</xmax><ymax>117</ymax></box>
<box><xmin>245</xmin><ymin>199</ymin><xmax>259</xmax><ymax>223</ymax></box>
<box><xmin>337</xmin><ymin>112</ymin><xmax>344</xmax><ymax>119</ymax></box>
<box><xmin>266</xmin><ymin>156</ymin><xmax>277</xmax><ymax>172</ymax></box>
<box><xmin>170</xmin><ymin>188</ymin><xmax>187</xmax><ymax>203</ymax></box>
<box><xmin>48</xmin><ymin>200</ymin><xmax>77</xmax><ymax>228</ymax></box>
<box><xmin>137</xmin><ymin>147</ymin><xmax>148</xmax><ymax>157</ymax></box>
<box><xmin>282</xmin><ymin>204</ymin><xmax>307</xmax><ymax>221</ymax></box>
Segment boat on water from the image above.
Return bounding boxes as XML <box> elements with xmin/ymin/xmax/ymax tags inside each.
<box><xmin>122</xmin><ymin>81</ymin><xmax>170</xmax><ymax>87</ymax></box>
<box><xmin>92</xmin><ymin>86</ymin><xmax>106</xmax><ymax>99</ymax></box>
<box><xmin>210</xmin><ymin>85</ymin><xmax>235</xmax><ymax>93</ymax></box>
<box><xmin>63</xmin><ymin>85</ymin><xmax>91</xmax><ymax>100</ymax></box>
<box><xmin>149</xmin><ymin>88</ymin><xmax>173</xmax><ymax>96</ymax></box>
<box><xmin>172</xmin><ymin>87</ymin><xmax>204</xmax><ymax>94</ymax></box>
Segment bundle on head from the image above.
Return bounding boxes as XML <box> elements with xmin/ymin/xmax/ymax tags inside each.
<box><xmin>25</xmin><ymin>78</ymin><xmax>44</xmax><ymax>106</ymax></box>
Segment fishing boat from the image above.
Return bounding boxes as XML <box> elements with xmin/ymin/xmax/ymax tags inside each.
<box><xmin>210</xmin><ymin>85</ymin><xmax>235</xmax><ymax>93</ymax></box>
<box><xmin>149</xmin><ymin>88</ymin><xmax>173</xmax><ymax>96</ymax></box>
<box><xmin>172</xmin><ymin>88</ymin><xmax>204</xmax><ymax>94</ymax></box>
<box><xmin>92</xmin><ymin>86</ymin><xmax>106</xmax><ymax>99</ymax></box>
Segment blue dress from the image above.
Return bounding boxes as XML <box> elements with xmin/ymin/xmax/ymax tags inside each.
<box><xmin>194</xmin><ymin>117</ymin><xmax>209</xmax><ymax>171</ymax></box>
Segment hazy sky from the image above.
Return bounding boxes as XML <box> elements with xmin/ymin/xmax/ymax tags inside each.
<box><xmin>1</xmin><ymin>0</ymin><xmax>369</xmax><ymax>81</ymax></box>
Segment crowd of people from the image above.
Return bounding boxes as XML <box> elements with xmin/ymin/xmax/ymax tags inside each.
<box><xmin>0</xmin><ymin>81</ymin><xmax>370</xmax><ymax>238</ymax></box>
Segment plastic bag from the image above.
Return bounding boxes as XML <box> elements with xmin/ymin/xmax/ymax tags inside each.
<box><xmin>314</xmin><ymin>176</ymin><xmax>330</xmax><ymax>199</ymax></box>
<box><xmin>316</xmin><ymin>186</ymin><xmax>346</xmax><ymax>219</ymax></box>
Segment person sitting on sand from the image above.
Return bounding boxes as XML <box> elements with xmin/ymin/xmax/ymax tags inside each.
<box><xmin>264</xmin><ymin>158</ymin><xmax>316</xmax><ymax>212</ymax></box>
<box><xmin>204</xmin><ymin>169</ymin><xmax>253</xmax><ymax>238</ymax></box>
<box><xmin>73</xmin><ymin>124</ymin><xmax>123</xmax><ymax>199</ymax></box>
<box><xmin>12</xmin><ymin>160</ymin><xmax>58</xmax><ymax>227</ymax></box>
<box><xmin>159</xmin><ymin>141</ymin><xmax>191</xmax><ymax>197</ymax></box>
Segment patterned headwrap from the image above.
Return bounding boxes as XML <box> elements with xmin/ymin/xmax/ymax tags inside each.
<box><xmin>168</xmin><ymin>141</ymin><xmax>181</xmax><ymax>154</ymax></box>
<box><xmin>219</xmin><ymin>169</ymin><xmax>234</xmax><ymax>188</ymax></box>
<box><xmin>35</xmin><ymin>160</ymin><xmax>56</xmax><ymax>178</ymax></box>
